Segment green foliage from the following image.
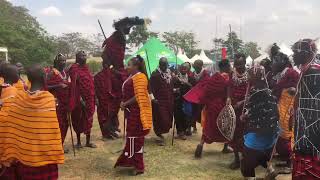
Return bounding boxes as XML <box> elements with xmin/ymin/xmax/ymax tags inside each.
<box><xmin>162</xmin><ymin>31</ymin><xmax>199</xmax><ymax>57</ymax></box>
<box><xmin>87</xmin><ymin>61</ymin><xmax>102</xmax><ymax>74</ymax></box>
<box><xmin>243</xmin><ymin>42</ymin><xmax>261</xmax><ymax>59</ymax></box>
<box><xmin>54</xmin><ymin>32</ymin><xmax>95</xmax><ymax>58</ymax></box>
<box><xmin>127</xmin><ymin>25</ymin><xmax>159</xmax><ymax>47</ymax></box>
<box><xmin>223</xmin><ymin>31</ymin><xmax>243</xmax><ymax>59</ymax></box>
<box><xmin>212</xmin><ymin>32</ymin><xmax>261</xmax><ymax>60</ymax></box>
<box><xmin>0</xmin><ymin>0</ymin><xmax>56</xmax><ymax>66</ymax></box>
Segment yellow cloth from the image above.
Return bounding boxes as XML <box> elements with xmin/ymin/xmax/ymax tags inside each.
<box><xmin>0</xmin><ymin>90</ymin><xmax>64</xmax><ymax>167</ymax></box>
<box><xmin>132</xmin><ymin>73</ymin><xmax>152</xmax><ymax>130</ymax></box>
<box><xmin>278</xmin><ymin>89</ymin><xmax>294</xmax><ymax>140</ymax></box>
<box><xmin>1</xmin><ymin>86</ymin><xmax>18</xmax><ymax>100</ymax></box>
<box><xmin>13</xmin><ymin>79</ymin><xmax>30</xmax><ymax>91</ymax></box>
<box><xmin>0</xmin><ymin>77</ymin><xmax>3</xmax><ymax>85</ymax></box>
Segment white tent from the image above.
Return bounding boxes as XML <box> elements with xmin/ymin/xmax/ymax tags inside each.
<box><xmin>254</xmin><ymin>53</ymin><xmax>269</xmax><ymax>65</ymax></box>
<box><xmin>246</xmin><ymin>56</ymin><xmax>253</xmax><ymax>68</ymax></box>
<box><xmin>0</xmin><ymin>47</ymin><xmax>8</xmax><ymax>61</ymax></box>
<box><xmin>199</xmin><ymin>50</ymin><xmax>213</xmax><ymax>64</ymax></box>
<box><xmin>279</xmin><ymin>43</ymin><xmax>293</xmax><ymax>57</ymax></box>
<box><xmin>190</xmin><ymin>54</ymin><xmax>201</xmax><ymax>63</ymax></box>
<box><xmin>177</xmin><ymin>49</ymin><xmax>191</xmax><ymax>63</ymax></box>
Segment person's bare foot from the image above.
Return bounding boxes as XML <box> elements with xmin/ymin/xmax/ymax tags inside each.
<box><xmin>222</xmin><ymin>145</ymin><xmax>233</xmax><ymax>154</ymax></box>
<box><xmin>229</xmin><ymin>160</ymin><xmax>240</xmax><ymax>170</ymax></box>
<box><xmin>265</xmin><ymin>170</ymin><xmax>278</xmax><ymax>180</ymax></box>
<box><xmin>75</xmin><ymin>143</ymin><xmax>83</xmax><ymax>149</ymax></box>
<box><xmin>134</xmin><ymin>170</ymin><xmax>144</xmax><ymax>176</ymax></box>
<box><xmin>195</xmin><ymin>144</ymin><xmax>203</xmax><ymax>158</ymax></box>
<box><xmin>85</xmin><ymin>143</ymin><xmax>97</xmax><ymax>148</ymax></box>
<box><xmin>155</xmin><ymin>135</ymin><xmax>165</xmax><ymax>146</ymax></box>
<box><xmin>193</xmin><ymin>128</ymin><xmax>197</xmax><ymax>134</ymax></box>
<box><xmin>177</xmin><ymin>133</ymin><xmax>187</xmax><ymax>140</ymax></box>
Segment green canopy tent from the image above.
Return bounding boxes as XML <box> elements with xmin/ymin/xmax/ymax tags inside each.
<box><xmin>126</xmin><ymin>37</ymin><xmax>184</xmax><ymax>77</ymax></box>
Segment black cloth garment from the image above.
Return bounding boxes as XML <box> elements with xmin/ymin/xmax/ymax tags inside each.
<box><xmin>173</xmin><ymin>74</ymin><xmax>196</xmax><ymax>134</ymax></box>
<box><xmin>245</xmin><ymin>88</ymin><xmax>279</xmax><ymax>135</ymax></box>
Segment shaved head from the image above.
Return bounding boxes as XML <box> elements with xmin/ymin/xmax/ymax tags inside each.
<box><xmin>26</xmin><ymin>64</ymin><xmax>45</xmax><ymax>90</ymax></box>
<box><xmin>0</xmin><ymin>61</ymin><xmax>9</xmax><ymax>77</ymax></box>
<box><xmin>159</xmin><ymin>57</ymin><xmax>168</xmax><ymax>72</ymax></box>
<box><xmin>76</xmin><ymin>51</ymin><xmax>87</xmax><ymax>65</ymax></box>
<box><xmin>193</xmin><ymin>60</ymin><xmax>204</xmax><ymax>73</ymax></box>
<box><xmin>2</xmin><ymin>64</ymin><xmax>19</xmax><ymax>84</ymax></box>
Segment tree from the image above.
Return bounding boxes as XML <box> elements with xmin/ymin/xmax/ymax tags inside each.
<box><xmin>127</xmin><ymin>25</ymin><xmax>158</xmax><ymax>48</ymax></box>
<box><xmin>162</xmin><ymin>31</ymin><xmax>199</xmax><ymax>57</ymax></box>
<box><xmin>54</xmin><ymin>32</ymin><xmax>95</xmax><ymax>58</ymax></box>
<box><xmin>223</xmin><ymin>31</ymin><xmax>243</xmax><ymax>59</ymax></box>
<box><xmin>0</xmin><ymin>0</ymin><xmax>56</xmax><ymax>65</ymax></box>
<box><xmin>211</xmin><ymin>38</ymin><xmax>225</xmax><ymax>60</ymax></box>
<box><xmin>243</xmin><ymin>42</ymin><xmax>261</xmax><ymax>59</ymax></box>
<box><xmin>91</xmin><ymin>33</ymin><xmax>105</xmax><ymax>57</ymax></box>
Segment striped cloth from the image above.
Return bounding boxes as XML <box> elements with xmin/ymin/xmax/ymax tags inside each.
<box><xmin>1</xmin><ymin>85</ymin><xmax>18</xmax><ymax>100</ymax></box>
<box><xmin>0</xmin><ymin>90</ymin><xmax>64</xmax><ymax>167</ymax></box>
<box><xmin>132</xmin><ymin>73</ymin><xmax>152</xmax><ymax>130</ymax></box>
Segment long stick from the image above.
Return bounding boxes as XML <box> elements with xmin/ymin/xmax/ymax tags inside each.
<box><xmin>171</xmin><ymin>119</ymin><xmax>175</xmax><ymax>146</ymax></box>
<box><xmin>98</xmin><ymin>19</ymin><xmax>107</xmax><ymax>40</ymax></box>
<box><xmin>229</xmin><ymin>24</ymin><xmax>234</xmax><ymax>59</ymax></box>
<box><xmin>145</xmin><ymin>50</ymin><xmax>152</xmax><ymax>77</ymax></box>
<box><xmin>67</xmin><ymin>113</ymin><xmax>76</xmax><ymax>157</ymax></box>
<box><xmin>172</xmin><ymin>48</ymin><xmax>178</xmax><ymax>146</ymax></box>
<box><xmin>123</xmin><ymin>110</ymin><xmax>126</xmax><ymax>141</ymax></box>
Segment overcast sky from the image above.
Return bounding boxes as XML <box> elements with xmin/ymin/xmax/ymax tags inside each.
<box><xmin>8</xmin><ymin>0</ymin><xmax>320</xmax><ymax>50</ymax></box>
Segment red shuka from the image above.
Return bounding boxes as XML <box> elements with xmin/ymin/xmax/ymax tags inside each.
<box><xmin>184</xmin><ymin>72</ymin><xmax>230</xmax><ymax>144</ymax></box>
<box><xmin>272</xmin><ymin>68</ymin><xmax>299</xmax><ymax>100</ymax></box>
<box><xmin>68</xmin><ymin>64</ymin><xmax>95</xmax><ymax>134</ymax></box>
<box><xmin>114</xmin><ymin>75</ymin><xmax>149</xmax><ymax>172</ymax></box>
<box><xmin>229</xmin><ymin>72</ymin><xmax>248</xmax><ymax>152</ymax></box>
<box><xmin>45</xmin><ymin>67</ymin><xmax>70</xmax><ymax>142</ymax></box>
<box><xmin>94</xmin><ymin>68</ymin><xmax>112</xmax><ymax>137</ymax></box>
<box><xmin>150</xmin><ymin>70</ymin><xmax>174</xmax><ymax>135</ymax></box>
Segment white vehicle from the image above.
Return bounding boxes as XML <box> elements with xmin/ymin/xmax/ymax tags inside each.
<box><xmin>0</xmin><ymin>47</ymin><xmax>8</xmax><ymax>61</ymax></box>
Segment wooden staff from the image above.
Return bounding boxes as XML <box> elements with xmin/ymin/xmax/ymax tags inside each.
<box><xmin>67</xmin><ymin>113</ymin><xmax>76</xmax><ymax>157</ymax></box>
<box><xmin>145</xmin><ymin>50</ymin><xmax>152</xmax><ymax>78</ymax></box>
<box><xmin>171</xmin><ymin>48</ymin><xmax>179</xmax><ymax>146</ymax></box>
<box><xmin>98</xmin><ymin>19</ymin><xmax>107</xmax><ymax>40</ymax></box>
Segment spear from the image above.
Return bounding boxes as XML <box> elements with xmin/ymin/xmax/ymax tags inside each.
<box><xmin>98</xmin><ymin>19</ymin><xmax>107</xmax><ymax>40</ymax></box>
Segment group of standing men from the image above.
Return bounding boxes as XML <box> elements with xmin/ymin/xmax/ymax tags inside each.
<box><xmin>0</xmin><ymin>19</ymin><xmax>319</xmax><ymax>179</ymax></box>
<box><xmin>147</xmin><ymin>39</ymin><xmax>320</xmax><ymax>180</ymax></box>
<box><xmin>181</xmin><ymin>40</ymin><xmax>319</xmax><ymax>180</ymax></box>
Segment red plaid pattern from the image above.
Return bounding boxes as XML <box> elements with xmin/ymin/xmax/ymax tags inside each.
<box><xmin>1</xmin><ymin>163</ymin><xmax>58</xmax><ymax>180</ymax></box>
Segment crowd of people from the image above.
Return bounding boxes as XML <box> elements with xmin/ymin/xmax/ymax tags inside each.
<box><xmin>0</xmin><ymin>19</ymin><xmax>319</xmax><ymax>180</ymax></box>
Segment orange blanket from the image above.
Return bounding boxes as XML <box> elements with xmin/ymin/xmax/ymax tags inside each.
<box><xmin>132</xmin><ymin>73</ymin><xmax>152</xmax><ymax>130</ymax></box>
<box><xmin>1</xmin><ymin>86</ymin><xmax>18</xmax><ymax>100</ymax></box>
<box><xmin>13</xmin><ymin>78</ymin><xmax>30</xmax><ymax>91</ymax></box>
<box><xmin>0</xmin><ymin>90</ymin><xmax>64</xmax><ymax>167</ymax></box>
<box><xmin>278</xmin><ymin>89</ymin><xmax>294</xmax><ymax>140</ymax></box>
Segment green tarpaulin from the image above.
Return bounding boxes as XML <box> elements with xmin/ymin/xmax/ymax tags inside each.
<box><xmin>126</xmin><ymin>37</ymin><xmax>184</xmax><ymax>77</ymax></box>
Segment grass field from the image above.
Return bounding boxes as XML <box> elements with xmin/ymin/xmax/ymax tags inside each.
<box><xmin>60</xmin><ymin>113</ymin><xmax>291</xmax><ymax>180</ymax></box>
